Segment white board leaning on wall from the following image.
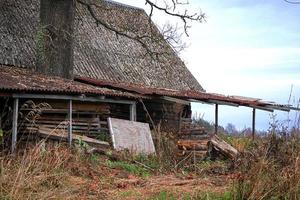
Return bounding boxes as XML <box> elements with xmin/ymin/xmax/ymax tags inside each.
<box><xmin>108</xmin><ymin>118</ymin><xmax>156</xmax><ymax>155</ymax></box>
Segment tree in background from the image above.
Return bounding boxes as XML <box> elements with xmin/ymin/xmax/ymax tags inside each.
<box><xmin>225</xmin><ymin>123</ymin><xmax>238</xmax><ymax>135</ymax></box>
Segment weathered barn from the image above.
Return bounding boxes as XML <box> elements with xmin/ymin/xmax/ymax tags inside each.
<box><xmin>1</xmin><ymin>0</ymin><xmax>298</xmax><ymax>153</ymax></box>
<box><xmin>0</xmin><ymin>0</ymin><xmax>206</xmax><ymax>151</ymax></box>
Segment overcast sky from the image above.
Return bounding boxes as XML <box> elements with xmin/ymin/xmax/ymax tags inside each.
<box><xmin>119</xmin><ymin>0</ymin><xmax>300</xmax><ymax>130</ymax></box>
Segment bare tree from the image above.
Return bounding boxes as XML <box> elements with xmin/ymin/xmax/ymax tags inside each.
<box><xmin>225</xmin><ymin>123</ymin><xmax>238</xmax><ymax>135</ymax></box>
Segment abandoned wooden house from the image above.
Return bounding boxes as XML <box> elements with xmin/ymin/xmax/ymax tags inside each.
<box><xmin>0</xmin><ymin>0</ymin><xmax>298</xmax><ymax>154</ymax></box>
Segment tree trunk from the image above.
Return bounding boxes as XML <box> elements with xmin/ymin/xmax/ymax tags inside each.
<box><xmin>36</xmin><ymin>0</ymin><xmax>75</xmax><ymax>79</ymax></box>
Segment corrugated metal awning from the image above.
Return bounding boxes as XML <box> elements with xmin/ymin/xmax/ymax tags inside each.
<box><xmin>0</xmin><ymin>65</ymin><xmax>146</xmax><ymax>99</ymax></box>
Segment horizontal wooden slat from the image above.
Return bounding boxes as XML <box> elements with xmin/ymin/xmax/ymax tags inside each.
<box><xmin>21</xmin><ymin>108</ymin><xmax>109</xmax><ymax>115</ymax></box>
<box><xmin>36</xmin><ymin>117</ymin><xmax>107</xmax><ymax>123</ymax></box>
<box><xmin>23</xmin><ymin>127</ymin><xmax>109</xmax><ymax>135</ymax></box>
<box><xmin>23</xmin><ymin>124</ymin><xmax>108</xmax><ymax>131</ymax></box>
<box><xmin>36</xmin><ymin>127</ymin><xmax>110</xmax><ymax>147</ymax></box>
<box><xmin>181</xmin><ymin>135</ymin><xmax>210</xmax><ymax>140</ymax></box>
<box><xmin>32</xmin><ymin>120</ymin><xmax>107</xmax><ymax>126</ymax></box>
<box><xmin>178</xmin><ymin>139</ymin><xmax>209</xmax><ymax>145</ymax></box>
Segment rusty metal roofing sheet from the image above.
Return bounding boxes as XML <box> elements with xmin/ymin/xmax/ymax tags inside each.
<box><xmin>76</xmin><ymin>76</ymin><xmax>259</xmax><ymax>102</ymax></box>
<box><xmin>0</xmin><ymin>65</ymin><xmax>146</xmax><ymax>99</ymax></box>
<box><xmin>229</xmin><ymin>95</ymin><xmax>261</xmax><ymax>102</ymax></box>
<box><xmin>75</xmin><ymin>76</ymin><xmax>300</xmax><ymax>112</ymax></box>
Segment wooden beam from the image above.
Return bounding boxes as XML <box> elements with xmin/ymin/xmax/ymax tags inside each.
<box><xmin>188</xmin><ymin>99</ymin><xmax>215</xmax><ymax>105</ymax></box>
<box><xmin>289</xmin><ymin>107</ymin><xmax>300</xmax><ymax>111</ymax></box>
<box><xmin>265</xmin><ymin>105</ymin><xmax>290</xmax><ymax>112</ymax></box>
<box><xmin>11</xmin><ymin>98</ymin><xmax>19</xmax><ymax>153</ymax></box>
<box><xmin>130</xmin><ymin>103</ymin><xmax>137</xmax><ymax>121</ymax></box>
<box><xmin>252</xmin><ymin>108</ymin><xmax>256</xmax><ymax>140</ymax></box>
<box><xmin>12</xmin><ymin>94</ymin><xmax>136</xmax><ymax>105</ymax></box>
<box><xmin>0</xmin><ymin>93</ymin><xmax>11</xmax><ymax>97</ymax></box>
<box><xmin>68</xmin><ymin>99</ymin><xmax>72</xmax><ymax>146</ymax></box>
<box><xmin>162</xmin><ymin>96</ymin><xmax>190</xmax><ymax>105</ymax></box>
<box><xmin>248</xmin><ymin>105</ymin><xmax>274</xmax><ymax>112</ymax></box>
<box><xmin>215</xmin><ymin>104</ymin><xmax>219</xmax><ymax>135</ymax></box>
<box><xmin>37</xmin><ymin>127</ymin><xmax>110</xmax><ymax>147</ymax></box>
<box><xmin>208</xmin><ymin>135</ymin><xmax>239</xmax><ymax>160</ymax></box>
<box><xmin>208</xmin><ymin>100</ymin><xmax>239</xmax><ymax>107</ymax></box>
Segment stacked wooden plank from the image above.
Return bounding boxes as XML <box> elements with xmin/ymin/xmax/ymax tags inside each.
<box><xmin>20</xmin><ymin>113</ymin><xmax>111</xmax><ymax>147</ymax></box>
<box><xmin>36</xmin><ymin>127</ymin><xmax>110</xmax><ymax>147</ymax></box>
<box><xmin>177</xmin><ymin>118</ymin><xmax>239</xmax><ymax>160</ymax></box>
<box><xmin>19</xmin><ymin>101</ymin><xmax>112</xmax><ymax>142</ymax></box>
<box><xmin>23</xmin><ymin>115</ymin><xmax>109</xmax><ymax>135</ymax></box>
<box><xmin>178</xmin><ymin>118</ymin><xmax>210</xmax><ymax>158</ymax></box>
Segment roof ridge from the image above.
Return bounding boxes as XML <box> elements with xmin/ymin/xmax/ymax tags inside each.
<box><xmin>103</xmin><ymin>0</ymin><xmax>144</xmax><ymax>11</ymax></box>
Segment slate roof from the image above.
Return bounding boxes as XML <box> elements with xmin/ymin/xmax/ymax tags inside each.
<box><xmin>0</xmin><ymin>0</ymin><xmax>204</xmax><ymax>93</ymax></box>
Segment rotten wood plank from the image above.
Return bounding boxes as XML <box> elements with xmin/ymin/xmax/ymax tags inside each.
<box><xmin>208</xmin><ymin>135</ymin><xmax>239</xmax><ymax>159</ymax></box>
<box><xmin>36</xmin><ymin>127</ymin><xmax>110</xmax><ymax>147</ymax></box>
<box><xmin>178</xmin><ymin>139</ymin><xmax>209</xmax><ymax>151</ymax></box>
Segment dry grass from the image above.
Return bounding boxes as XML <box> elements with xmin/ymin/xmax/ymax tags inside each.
<box><xmin>231</xmin><ymin>131</ymin><xmax>300</xmax><ymax>200</ymax></box>
<box><xmin>0</xmin><ymin>140</ymin><xmax>231</xmax><ymax>200</ymax></box>
<box><xmin>0</xmin><ymin>142</ymin><xmax>111</xmax><ymax>199</ymax></box>
<box><xmin>3</xmin><ymin>98</ymin><xmax>300</xmax><ymax>199</ymax></box>
<box><xmin>1</xmin><ymin>145</ymin><xmax>70</xmax><ymax>199</ymax></box>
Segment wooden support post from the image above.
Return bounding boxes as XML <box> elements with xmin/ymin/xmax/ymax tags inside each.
<box><xmin>68</xmin><ymin>99</ymin><xmax>73</xmax><ymax>146</ymax></box>
<box><xmin>215</xmin><ymin>104</ymin><xmax>219</xmax><ymax>135</ymax></box>
<box><xmin>130</xmin><ymin>103</ymin><xmax>137</xmax><ymax>121</ymax></box>
<box><xmin>11</xmin><ymin>98</ymin><xmax>19</xmax><ymax>153</ymax></box>
<box><xmin>252</xmin><ymin>108</ymin><xmax>256</xmax><ymax>140</ymax></box>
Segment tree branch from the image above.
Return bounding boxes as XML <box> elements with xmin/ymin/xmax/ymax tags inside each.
<box><xmin>145</xmin><ymin>0</ymin><xmax>206</xmax><ymax>36</ymax></box>
<box><xmin>283</xmin><ymin>0</ymin><xmax>300</xmax><ymax>4</ymax></box>
<box><xmin>77</xmin><ymin>0</ymin><xmax>160</xmax><ymax>58</ymax></box>
<box><xmin>76</xmin><ymin>0</ymin><xmax>205</xmax><ymax>57</ymax></box>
